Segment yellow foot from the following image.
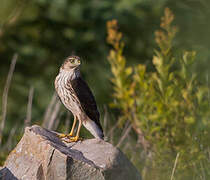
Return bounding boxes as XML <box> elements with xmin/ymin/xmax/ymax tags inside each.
<box><xmin>56</xmin><ymin>133</ymin><xmax>73</xmax><ymax>138</ymax></box>
<box><xmin>63</xmin><ymin>136</ymin><xmax>82</xmax><ymax>143</ymax></box>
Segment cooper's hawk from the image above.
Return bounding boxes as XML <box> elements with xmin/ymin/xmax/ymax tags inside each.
<box><xmin>54</xmin><ymin>55</ymin><xmax>104</xmax><ymax>142</ymax></box>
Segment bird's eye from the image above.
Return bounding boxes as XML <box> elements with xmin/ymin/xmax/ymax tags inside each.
<box><xmin>69</xmin><ymin>59</ymin><xmax>75</xmax><ymax>63</ymax></box>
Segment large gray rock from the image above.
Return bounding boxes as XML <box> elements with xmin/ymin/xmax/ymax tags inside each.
<box><xmin>0</xmin><ymin>125</ymin><xmax>141</xmax><ymax>180</ymax></box>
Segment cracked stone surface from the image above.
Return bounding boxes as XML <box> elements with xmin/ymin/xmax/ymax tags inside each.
<box><xmin>0</xmin><ymin>125</ymin><xmax>141</xmax><ymax>180</ymax></box>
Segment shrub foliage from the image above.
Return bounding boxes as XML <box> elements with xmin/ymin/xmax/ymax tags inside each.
<box><xmin>107</xmin><ymin>8</ymin><xmax>210</xmax><ymax>179</ymax></box>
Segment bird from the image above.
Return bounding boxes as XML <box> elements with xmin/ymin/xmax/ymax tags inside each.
<box><xmin>54</xmin><ymin>55</ymin><xmax>104</xmax><ymax>142</ymax></box>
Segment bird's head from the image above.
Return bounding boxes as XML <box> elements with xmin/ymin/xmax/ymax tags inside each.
<box><xmin>61</xmin><ymin>56</ymin><xmax>81</xmax><ymax>71</ymax></box>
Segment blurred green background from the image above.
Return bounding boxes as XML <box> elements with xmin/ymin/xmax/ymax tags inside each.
<box><xmin>0</xmin><ymin>0</ymin><xmax>210</xmax><ymax>179</ymax></box>
<box><xmin>1</xmin><ymin>0</ymin><xmax>209</xmax><ymax>128</ymax></box>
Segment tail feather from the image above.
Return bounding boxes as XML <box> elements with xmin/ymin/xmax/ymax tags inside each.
<box><xmin>83</xmin><ymin>120</ymin><xmax>104</xmax><ymax>139</ymax></box>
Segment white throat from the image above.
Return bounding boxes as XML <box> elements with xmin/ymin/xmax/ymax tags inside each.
<box><xmin>59</xmin><ymin>67</ymin><xmax>81</xmax><ymax>80</ymax></box>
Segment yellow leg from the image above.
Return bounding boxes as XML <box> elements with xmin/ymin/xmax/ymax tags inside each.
<box><xmin>69</xmin><ymin>115</ymin><xmax>77</xmax><ymax>136</ymax></box>
<box><xmin>64</xmin><ymin>120</ymin><xmax>82</xmax><ymax>143</ymax></box>
<box><xmin>75</xmin><ymin>120</ymin><xmax>82</xmax><ymax>138</ymax></box>
<box><xmin>57</xmin><ymin>115</ymin><xmax>77</xmax><ymax>138</ymax></box>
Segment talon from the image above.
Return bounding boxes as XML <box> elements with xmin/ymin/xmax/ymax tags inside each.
<box><xmin>57</xmin><ymin>133</ymin><xmax>67</xmax><ymax>138</ymax></box>
<box><xmin>68</xmin><ymin>132</ymin><xmax>73</xmax><ymax>137</ymax></box>
<box><xmin>57</xmin><ymin>133</ymin><xmax>73</xmax><ymax>139</ymax></box>
<box><xmin>63</xmin><ymin>136</ymin><xmax>82</xmax><ymax>143</ymax></box>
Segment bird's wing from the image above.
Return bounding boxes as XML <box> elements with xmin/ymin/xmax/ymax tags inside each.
<box><xmin>70</xmin><ymin>77</ymin><xmax>103</xmax><ymax>132</ymax></box>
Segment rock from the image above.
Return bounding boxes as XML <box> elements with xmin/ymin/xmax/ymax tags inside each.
<box><xmin>0</xmin><ymin>125</ymin><xmax>141</xmax><ymax>180</ymax></box>
<box><xmin>0</xmin><ymin>167</ymin><xmax>19</xmax><ymax>180</ymax></box>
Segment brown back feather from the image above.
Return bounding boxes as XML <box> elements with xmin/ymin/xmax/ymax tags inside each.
<box><xmin>70</xmin><ymin>77</ymin><xmax>104</xmax><ymax>134</ymax></box>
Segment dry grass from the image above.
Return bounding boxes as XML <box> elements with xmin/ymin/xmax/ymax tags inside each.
<box><xmin>0</xmin><ymin>54</ymin><xmax>18</xmax><ymax>145</ymax></box>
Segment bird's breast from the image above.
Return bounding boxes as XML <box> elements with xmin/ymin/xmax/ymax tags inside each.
<box><xmin>55</xmin><ymin>73</ymin><xmax>82</xmax><ymax>115</ymax></box>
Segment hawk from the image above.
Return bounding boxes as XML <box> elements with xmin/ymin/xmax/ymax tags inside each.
<box><xmin>54</xmin><ymin>55</ymin><xmax>104</xmax><ymax>142</ymax></box>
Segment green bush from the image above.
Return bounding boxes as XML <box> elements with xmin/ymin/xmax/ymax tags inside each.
<box><xmin>107</xmin><ymin>8</ymin><xmax>210</xmax><ymax>179</ymax></box>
